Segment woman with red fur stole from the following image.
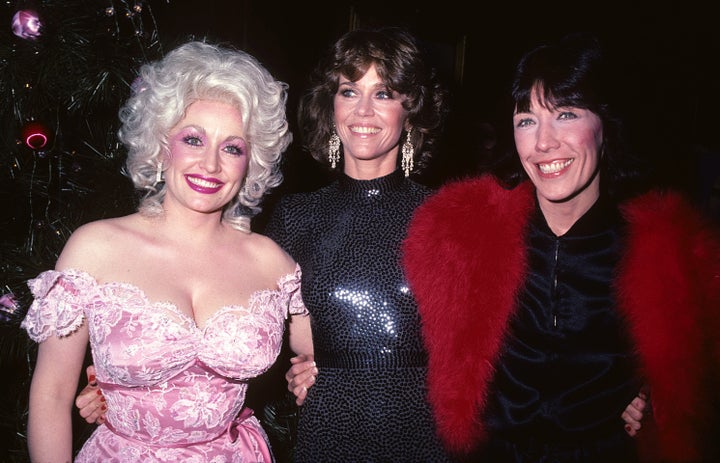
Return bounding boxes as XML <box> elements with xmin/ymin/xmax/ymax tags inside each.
<box><xmin>403</xmin><ymin>33</ymin><xmax>720</xmax><ymax>463</ymax></box>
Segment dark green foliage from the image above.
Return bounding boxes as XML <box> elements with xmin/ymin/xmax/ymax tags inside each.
<box><xmin>0</xmin><ymin>1</ymin><xmax>164</xmax><ymax>460</ymax></box>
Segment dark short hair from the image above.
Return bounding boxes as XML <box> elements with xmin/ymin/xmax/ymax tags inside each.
<box><xmin>496</xmin><ymin>33</ymin><xmax>647</xmax><ymax>199</ymax></box>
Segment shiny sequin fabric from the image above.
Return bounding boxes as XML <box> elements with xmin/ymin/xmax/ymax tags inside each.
<box><xmin>266</xmin><ymin>170</ymin><xmax>453</xmax><ymax>462</ymax></box>
<box><xmin>22</xmin><ymin>266</ymin><xmax>307</xmax><ymax>462</ymax></box>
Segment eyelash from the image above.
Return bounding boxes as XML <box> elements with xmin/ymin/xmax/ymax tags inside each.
<box><xmin>183</xmin><ymin>135</ymin><xmax>203</xmax><ymax>146</ymax></box>
<box><xmin>515</xmin><ymin>109</ymin><xmax>578</xmax><ymax>127</ymax></box>
<box><xmin>558</xmin><ymin>111</ymin><xmax>577</xmax><ymax>120</ymax></box>
<box><xmin>224</xmin><ymin>144</ymin><xmax>245</xmax><ymax>156</ymax></box>
<box><xmin>182</xmin><ymin>135</ymin><xmax>245</xmax><ymax>156</ymax></box>
<box><xmin>338</xmin><ymin>88</ymin><xmax>392</xmax><ymax>99</ymax></box>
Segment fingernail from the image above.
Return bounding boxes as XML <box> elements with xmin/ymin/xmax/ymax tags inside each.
<box><xmin>96</xmin><ymin>390</ymin><xmax>103</xmax><ymax>396</ymax></box>
<box><xmin>101</xmin><ymin>405</ymin><xmax>106</xmax><ymax>411</ymax></box>
<box><xmin>625</xmin><ymin>424</ymin><xmax>631</xmax><ymax>433</ymax></box>
<box><xmin>100</xmin><ymin>396</ymin><xmax>106</xmax><ymax>402</ymax></box>
<box><xmin>89</xmin><ymin>375</ymin><xmax>96</xmax><ymax>385</ymax></box>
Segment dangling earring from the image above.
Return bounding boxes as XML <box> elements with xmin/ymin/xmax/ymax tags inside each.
<box><xmin>328</xmin><ymin>131</ymin><xmax>341</xmax><ymax>169</ymax></box>
<box><xmin>401</xmin><ymin>128</ymin><xmax>414</xmax><ymax>177</ymax></box>
<box><xmin>155</xmin><ymin>161</ymin><xmax>163</xmax><ymax>184</ymax></box>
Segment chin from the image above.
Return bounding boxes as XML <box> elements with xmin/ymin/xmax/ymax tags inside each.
<box><xmin>538</xmin><ymin>189</ymin><xmax>578</xmax><ymax>204</ymax></box>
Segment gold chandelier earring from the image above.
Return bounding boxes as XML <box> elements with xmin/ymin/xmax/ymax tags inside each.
<box><xmin>401</xmin><ymin>128</ymin><xmax>414</xmax><ymax>177</ymax></box>
<box><xmin>328</xmin><ymin>131</ymin><xmax>341</xmax><ymax>169</ymax></box>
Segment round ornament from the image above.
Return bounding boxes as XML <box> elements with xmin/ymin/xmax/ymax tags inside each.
<box><xmin>11</xmin><ymin>9</ymin><xmax>42</xmax><ymax>40</ymax></box>
<box><xmin>21</xmin><ymin>120</ymin><xmax>50</xmax><ymax>150</ymax></box>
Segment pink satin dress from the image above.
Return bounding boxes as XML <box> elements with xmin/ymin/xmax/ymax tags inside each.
<box><xmin>22</xmin><ymin>265</ymin><xmax>307</xmax><ymax>462</ymax></box>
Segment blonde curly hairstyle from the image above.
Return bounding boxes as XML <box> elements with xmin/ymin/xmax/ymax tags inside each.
<box><xmin>120</xmin><ymin>40</ymin><xmax>292</xmax><ymax>232</ymax></box>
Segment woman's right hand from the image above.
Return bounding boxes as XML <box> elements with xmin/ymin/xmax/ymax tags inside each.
<box><xmin>285</xmin><ymin>354</ymin><xmax>318</xmax><ymax>406</ymax></box>
<box><xmin>75</xmin><ymin>365</ymin><xmax>107</xmax><ymax>424</ymax></box>
<box><xmin>622</xmin><ymin>391</ymin><xmax>648</xmax><ymax>437</ymax></box>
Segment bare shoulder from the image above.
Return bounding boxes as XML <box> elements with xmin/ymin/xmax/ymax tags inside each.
<box><xmin>238</xmin><ymin>231</ymin><xmax>297</xmax><ymax>276</ymax></box>
<box><xmin>55</xmin><ymin>214</ymin><xmax>143</xmax><ymax>273</ymax></box>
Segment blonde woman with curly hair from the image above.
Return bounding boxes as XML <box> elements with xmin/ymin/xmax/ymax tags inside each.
<box><xmin>22</xmin><ymin>40</ymin><xmax>310</xmax><ymax>462</ymax></box>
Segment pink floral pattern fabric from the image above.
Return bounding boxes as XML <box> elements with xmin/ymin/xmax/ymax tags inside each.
<box><xmin>22</xmin><ymin>265</ymin><xmax>307</xmax><ymax>462</ymax></box>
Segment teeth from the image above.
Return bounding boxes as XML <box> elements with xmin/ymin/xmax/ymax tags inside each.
<box><xmin>350</xmin><ymin>126</ymin><xmax>380</xmax><ymax>134</ymax></box>
<box><xmin>187</xmin><ymin>176</ymin><xmax>220</xmax><ymax>188</ymax></box>
<box><xmin>539</xmin><ymin>159</ymin><xmax>573</xmax><ymax>174</ymax></box>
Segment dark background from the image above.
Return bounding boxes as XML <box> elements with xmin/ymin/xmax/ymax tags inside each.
<box><xmin>147</xmin><ymin>4</ymin><xmax>720</xmax><ymax>459</ymax></box>
<box><xmin>151</xmin><ymin>0</ymin><xmax>720</xmax><ymax>214</ymax></box>
<box><xmin>0</xmin><ymin>2</ymin><xmax>717</xmax><ymax>461</ymax></box>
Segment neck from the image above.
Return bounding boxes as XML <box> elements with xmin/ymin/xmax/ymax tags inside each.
<box><xmin>538</xmin><ymin>191</ymin><xmax>600</xmax><ymax>237</ymax></box>
<box><xmin>159</xmin><ymin>200</ymin><xmax>227</xmax><ymax>242</ymax></box>
<box><xmin>343</xmin><ymin>153</ymin><xmax>398</xmax><ymax>180</ymax></box>
<box><xmin>537</xmin><ymin>170</ymin><xmax>602</xmax><ymax>236</ymax></box>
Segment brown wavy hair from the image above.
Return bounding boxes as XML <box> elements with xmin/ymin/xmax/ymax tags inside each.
<box><xmin>297</xmin><ymin>27</ymin><xmax>448</xmax><ymax>175</ymax></box>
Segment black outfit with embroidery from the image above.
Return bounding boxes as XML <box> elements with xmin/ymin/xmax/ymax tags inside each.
<box><xmin>479</xmin><ymin>198</ymin><xmax>640</xmax><ymax>462</ymax></box>
<box><xmin>265</xmin><ymin>169</ymin><xmax>452</xmax><ymax>463</ymax></box>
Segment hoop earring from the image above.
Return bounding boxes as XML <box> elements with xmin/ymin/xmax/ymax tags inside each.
<box><xmin>155</xmin><ymin>161</ymin><xmax>163</xmax><ymax>184</ymax></box>
<box><xmin>328</xmin><ymin>131</ymin><xmax>341</xmax><ymax>169</ymax></box>
<box><xmin>401</xmin><ymin>128</ymin><xmax>414</xmax><ymax>177</ymax></box>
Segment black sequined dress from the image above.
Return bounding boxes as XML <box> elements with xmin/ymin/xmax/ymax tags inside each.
<box><xmin>265</xmin><ymin>170</ymin><xmax>453</xmax><ymax>462</ymax></box>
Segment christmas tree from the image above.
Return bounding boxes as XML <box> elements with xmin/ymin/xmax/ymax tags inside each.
<box><xmin>0</xmin><ymin>1</ymin><xmax>164</xmax><ymax>460</ymax></box>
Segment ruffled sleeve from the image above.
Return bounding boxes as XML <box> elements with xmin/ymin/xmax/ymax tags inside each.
<box><xmin>21</xmin><ymin>269</ymin><xmax>95</xmax><ymax>343</ymax></box>
<box><xmin>278</xmin><ymin>263</ymin><xmax>307</xmax><ymax>316</ymax></box>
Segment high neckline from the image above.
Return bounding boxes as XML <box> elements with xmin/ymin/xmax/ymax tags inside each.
<box><xmin>338</xmin><ymin>169</ymin><xmax>405</xmax><ymax>199</ymax></box>
<box><xmin>533</xmin><ymin>194</ymin><xmax>621</xmax><ymax>238</ymax></box>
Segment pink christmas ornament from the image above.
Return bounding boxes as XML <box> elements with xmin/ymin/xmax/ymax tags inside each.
<box><xmin>22</xmin><ymin>120</ymin><xmax>50</xmax><ymax>149</ymax></box>
<box><xmin>0</xmin><ymin>293</ymin><xmax>17</xmax><ymax>312</ymax></box>
<box><xmin>0</xmin><ymin>292</ymin><xmax>17</xmax><ymax>322</ymax></box>
<box><xmin>11</xmin><ymin>9</ymin><xmax>42</xmax><ymax>40</ymax></box>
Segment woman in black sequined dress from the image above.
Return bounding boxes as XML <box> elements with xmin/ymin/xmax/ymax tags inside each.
<box><xmin>265</xmin><ymin>27</ymin><xmax>454</xmax><ymax>462</ymax></box>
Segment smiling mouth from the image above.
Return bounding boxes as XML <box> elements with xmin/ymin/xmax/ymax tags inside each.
<box><xmin>538</xmin><ymin>159</ymin><xmax>573</xmax><ymax>174</ymax></box>
<box><xmin>186</xmin><ymin>176</ymin><xmax>222</xmax><ymax>189</ymax></box>
<box><xmin>350</xmin><ymin>126</ymin><xmax>380</xmax><ymax>134</ymax></box>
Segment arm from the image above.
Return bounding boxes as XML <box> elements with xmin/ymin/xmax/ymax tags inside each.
<box><xmin>265</xmin><ymin>202</ymin><xmax>318</xmax><ymax>404</ymax></box>
<box><xmin>51</xmin><ymin>223</ymin><xmax>119</xmax><ymax>428</ymax></box>
<box><xmin>28</xmin><ymin>326</ymin><xmax>88</xmax><ymax>462</ymax></box>
<box><xmin>286</xmin><ymin>313</ymin><xmax>317</xmax><ymax>406</ymax></box>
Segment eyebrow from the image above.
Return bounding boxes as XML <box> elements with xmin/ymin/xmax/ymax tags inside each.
<box><xmin>338</xmin><ymin>79</ymin><xmax>387</xmax><ymax>89</ymax></box>
<box><xmin>176</xmin><ymin>125</ymin><xmax>246</xmax><ymax>142</ymax></box>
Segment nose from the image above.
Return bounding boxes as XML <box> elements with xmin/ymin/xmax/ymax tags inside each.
<box><xmin>355</xmin><ymin>94</ymin><xmax>375</xmax><ymax>116</ymax></box>
<box><xmin>199</xmin><ymin>148</ymin><xmax>220</xmax><ymax>173</ymax></box>
<box><xmin>535</xmin><ymin>122</ymin><xmax>560</xmax><ymax>152</ymax></box>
